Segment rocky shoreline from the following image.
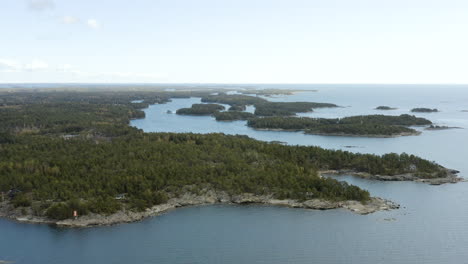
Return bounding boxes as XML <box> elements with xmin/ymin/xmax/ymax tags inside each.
<box><xmin>305</xmin><ymin>131</ymin><xmax>421</xmax><ymax>138</ymax></box>
<box><xmin>253</xmin><ymin>128</ymin><xmax>421</xmax><ymax>138</ymax></box>
<box><xmin>320</xmin><ymin>169</ymin><xmax>464</xmax><ymax>185</ymax></box>
<box><xmin>0</xmin><ymin>190</ymin><xmax>399</xmax><ymax>228</ymax></box>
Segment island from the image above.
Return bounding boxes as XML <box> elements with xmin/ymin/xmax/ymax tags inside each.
<box><xmin>200</xmin><ymin>94</ymin><xmax>338</xmax><ymax>116</ymax></box>
<box><xmin>176</xmin><ymin>103</ymin><xmax>225</xmax><ymax>115</ymax></box>
<box><xmin>201</xmin><ymin>94</ymin><xmax>266</xmax><ymax>107</ymax></box>
<box><xmin>425</xmin><ymin>125</ymin><xmax>462</xmax><ymax>130</ymax></box>
<box><xmin>213</xmin><ymin>111</ymin><xmax>255</xmax><ymax>121</ymax></box>
<box><xmin>254</xmin><ymin>102</ymin><xmax>338</xmax><ymax>116</ymax></box>
<box><xmin>228</xmin><ymin>105</ymin><xmax>247</xmax><ymax>111</ymax></box>
<box><xmin>375</xmin><ymin>106</ymin><xmax>397</xmax><ymax>110</ymax></box>
<box><xmin>247</xmin><ymin>114</ymin><xmax>431</xmax><ymax>137</ymax></box>
<box><xmin>411</xmin><ymin>108</ymin><xmax>439</xmax><ymax>113</ymax></box>
<box><xmin>238</xmin><ymin>88</ymin><xmax>317</xmax><ymax>96</ymax></box>
<box><xmin>0</xmin><ymin>90</ymin><xmax>461</xmax><ymax>227</ymax></box>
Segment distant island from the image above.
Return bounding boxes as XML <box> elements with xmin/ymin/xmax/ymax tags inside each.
<box><xmin>411</xmin><ymin>108</ymin><xmax>439</xmax><ymax>113</ymax></box>
<box><xmin>375</xmin><ymin>106</ymin><xmax>397</xmax><ymax>110</ymax></box>
<box><xmin>247</xmin><ymin>114</ymin><xmax>431</xmax><ymax>137</ymax></box>
<box><xmin>254</xmin><ymin>101</ymin><xmax>338</xmax><ymax>116</ymax></box>
<box><xmin>201</xmin><ymin>94</ymin><xmax>337</xmax><ymax>116</ymax></box>
<box><xmin>213</xmin><ymin>111</ymin><xmax>255</xmax><ymax>121</ymax></box>
<box><xmin>0</xmin><ymin>89</ymin><xmax>460</xmax><ymax>227</ymax></box>
<box><xmin>425</xmin><ymin>125</ymin><xmax>463</xmax><ymax>130</ymax></box>
<box><xmin>174</xmin><ymin>94</ymin><xmax>338</xmax><ymax>121</ymax></box>
<box><xmin>238</xmin><ymin>88</ymin><xmax>317</xmax><ymax>96</ymax></box>
<box><xmin>176</xmin><ymin>103</ymin><xmax>225</xmax><ymax>115</ymax></box>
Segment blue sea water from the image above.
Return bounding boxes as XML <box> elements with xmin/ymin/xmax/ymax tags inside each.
<box><xmin>1</xmin><ymin>84</ymin><xmax>468</xmax><ymax>264</ymax></box>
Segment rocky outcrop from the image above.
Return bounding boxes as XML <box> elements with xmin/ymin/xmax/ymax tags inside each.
<box><xmin>320</xmin><ymin>169</ymin><xmax>464</xmax><ymax>185</ymax></box>
<box><xmin>0</xmin><ymin>190</ymin><xmax>399</xmax><ymax>228</ymax></box>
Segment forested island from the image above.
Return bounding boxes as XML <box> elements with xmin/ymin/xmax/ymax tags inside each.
<box><xmin>0</xmin><ymin>89</ymin><xmax>461</xmax><ymax>226</ymax></box>
<box><xmin>175</xmin><ymin>94</ymin><xmax>338</xmax><ymax>120</ymax></box>
<box><xmin>375</xmin><ymin>106</ymin><xmax>397</xmax><ymax>110</ymax></box>
<box><xmin>247</xmin><ymin>114</ymin><xmax>431</xmax><ymax>137</ymax></box>
<box><xmin>411</xmin><ymin>108</ymin><xmax>439</xmax><ymax>113</ymax></box>
<box><xmin>176</xmin><ymin>103</ymin><xmax>225</xmax><ymax>115</ymax></box>
<box><xmin>213</xmin><ymin>111</ymin><xmax>255</xmax><ymax>121</ymax></box>
<box><xmin>425</xmin><ymin>125</ymin><xmax>462</xmax><ymax>130</ymax></box>
<box><xmin>254</xmin><ymin>102</ymin><xmax>338</xmax><ymax>116</ymax></box>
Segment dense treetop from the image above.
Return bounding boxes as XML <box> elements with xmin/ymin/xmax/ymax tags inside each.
<box><xmin>176</xmin><ymin>103</ymin><xmax>225</xmax><ymax>115</ymax></box>
<box><xmin>375</xmin><ymin>106</ymin><xmax>397</xmax><ymax>110</ymax></box>
<box><xmin>213</xmin><ymin>111</ymin><xmax>255</xmax><ymax>121</ymax></box>
<box><xmin>247</xmin><ymin>115</ymin><xmax>431</xmax><ymax>136</ymax></box>
<box><xmin>254</xmin><ymin>102</ymin><xmax>338</xmax><ymax>116</ymax></box>
<box><xmin>411</xmin><ymin>108</ymin><xmax>439</xmax><ymax>113</ymax></box>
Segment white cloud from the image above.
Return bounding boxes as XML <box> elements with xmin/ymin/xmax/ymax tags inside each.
<box><xmin>61</xmin><ymin>16</ymin><xmax>79</xmax><ymax>24</ymax></box>
<box><xmin>86</xmin><ymin>19</ymin><xmax>100</xmax><ymax>29</ymax></box>
<box><xmin>0</xmin><ymin>59</ymin><xmax>48</xmax><ymax>72</ymax></box>
<box><xmin>0</xmin><ymin>59</ymin><xmax>22</xmax><ymax>72</ymax></box>
<box><xmin>57</xmin><ymin>64</ymin><xmax>73</xmax><ymax>72</ymax></box>
<box><xmin>0</xmin><ymin>59</ymin><xmax>167</xmax><ymax>82</ymax></box>
<box><xmin>28</xmin><ymin>0</ymin><xmax>55</xmax><ymax>11</ymax></box>
<box><xmin>24</xmin><ymin>60</ymin><xmax>49</xmax><ymax>71</ymax></box>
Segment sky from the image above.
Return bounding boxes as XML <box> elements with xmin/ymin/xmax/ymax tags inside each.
<box><xmin>1</xmin><ymin>0</ymin><xmax>467</xmax><ymax>84</ymax></box>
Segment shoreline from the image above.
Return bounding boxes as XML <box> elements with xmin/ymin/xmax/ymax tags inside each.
<box><xmin>320</xmin><ymin>169</ymin><xmax>464</xmax><ymax>185</ymax></box>
<box><xmin>305</xmin><ymin>131</ymin><xmax>421</xmax><ymax>138</ymax></box>
<box><xmin>0</xmin><ymin>190</ymin><xmax>399</xmax><ymax>228</ymax></box>
<box><xmin>251</xmin><ymin>127</ymin><xmax>421</xmax><ymax>138</ymax></box>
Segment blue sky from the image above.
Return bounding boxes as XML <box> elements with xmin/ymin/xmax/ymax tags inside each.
<box><xmin>1</xmin><ymin>0</ymin><xmax>467</xmax><ymax>83</ymax></box>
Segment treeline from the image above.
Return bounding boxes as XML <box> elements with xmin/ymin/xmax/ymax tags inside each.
<box><xmin>176</xmin><ymin>104</ymin><xmax>225</xmax><ymax>115</ymax></box>
<box><xmin>201</xmin><ymin>94</ymin><xmax>267</xmax><ymax>106</ymax></box>
<box><xmin>213</xmin><ymin>111</ymin><xmax>255</xmax><ymax>121</ymax></box>
<box><xmin>411</xmin><ymin>108</ymin><xmax>439</xmax><ymax>113</ymax></box>
<box><xmin>254</xmin><ymin>102</ymin><xmax>338</xmax><ymax>116</ymax></box>
<box><xmin>306</xmin><ymin>123</ymin><xmax>415</xmax><ymax>136</ymax></box>
<box><xmin>0</xmin><ymin>102</ymin><xmax>144</xmax><ymax>137</ymax></box>
<box><xmin>375</xmin><ymin>106</ymin><xmax>397</xmax><ymax>110</ymax></box>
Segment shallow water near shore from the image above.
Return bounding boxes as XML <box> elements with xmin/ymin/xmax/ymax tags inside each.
<box><xmin>2</xmin><ymin>84</ymin><xmax>468</xmax><ymax>264</ymax></box>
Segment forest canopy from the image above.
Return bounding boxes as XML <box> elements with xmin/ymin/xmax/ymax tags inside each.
<box><xmin>247</xmin><ymin>115</ymin><xmax>431</xmax><ymax>136</ymax></box>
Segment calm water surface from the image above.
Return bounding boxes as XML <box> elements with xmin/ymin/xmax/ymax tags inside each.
<box><xmin>1</xmin><ymin>85</ymin><xmax>468</xmax><ymax>264</ymax></box>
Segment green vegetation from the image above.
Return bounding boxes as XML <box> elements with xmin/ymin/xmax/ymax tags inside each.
<box><xmin>176</xmin><ymin>104</ymin><xmax>225</xmax><ymax>115</ymax></box>
<box><xmin>0</xmin><ymin>91</ymin><xmax>448</xmax><ymax>220</ymax></box>
<box><xmin>306</xmin><ymin>124</ymin><xmax>415</xmax><ymax>136</ymax></box>
<box><xmin>254</xmin><ymin>102</ymin><xmax>338</xmax><ymax>116</ymax></box>
<box><xmin>339</xmin><ymin>115</ymin><xmax>431</xmax><ymax>126</ymax></box>
<box><xmin>238</xmin><ymin>89</ymin><xmax>317</xmax><ymax>96</ymax></box>
<box><xmin>213</xmin><ymin>111</ymin><xmax>255</xmax><ymax>121</ymax></box>
<box><xmin>376</xmin><ymin>106</ymin><xmax>397</xmax><ymax>110</ymax></box>
<box><xmin>200</xmin><ymin>94</ymin><xmax>337</xmax><ymax>117</ymax></box>
<box><xmin>247</xmin><ymin>115</ymin><xmax>431</xmax><ymax>136</ymax></box>
<box><xmin>228</xmin><ymin>105</ymin><xmax>247</xmax><ymax>111</ymax></box>
<box><xmin>201</xmin><ymin>94</ymin><xmax>267</xmax><ymax>106</ymax></box>
<box><xmin>411</xmin><ymin>108</ymin><xmax>439</xmax><ymax>113</ymax></box>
